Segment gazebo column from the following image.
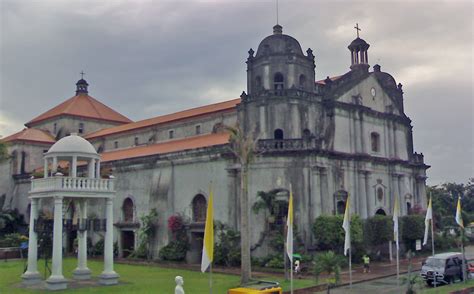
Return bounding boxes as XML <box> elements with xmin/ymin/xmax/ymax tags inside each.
<box><xmin>88</xmin><ymin>159</ymin><xmax>95</xmax><ymax>178</ymax></box>
<box><xmin>72</xmin><ymin>156</ymin><xmax>77</xmax><ymax>177</ymax></box>
<box><xmin>43</xmin><ymin>159</ymin><xmax>48</xmax><ymax>178</ymax></box>
<box><xmin>96</xmin><ymin>160</ymin><xmax>101</xmax><ymax>179</ymax></box>
<box><xmin>99</xmin><ymin>197</ymin><xmax>119</xmax><ymax>285</ymax></box>
<box><xmin>21</xmin><ymin>198</ymin><xmax>41</xmax><ymax>285</ymax></box>
<box><xmin>46</xmin><ymin>196</ymin><xmax>67</xmax><ymax>290</ymax></box>
<box><xmin>52</xmin><ymin>157</ymin><xmax>58</xmax><ymax>174</ymax></box>
<box><xmin>73</xmin><ymin>200</ymin><xmax>91</xmax><ymax>280</ymax></box>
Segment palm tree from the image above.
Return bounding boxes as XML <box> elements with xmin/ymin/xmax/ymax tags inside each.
<box><xmin>313</xmin><ymin>251</ymin><xmax>344</xmax><ymax>293</ymax></box>
<box><xmin>226</xmin><ymin>124</ymin><xmax>258</xmax><ymax>285</ymax></box>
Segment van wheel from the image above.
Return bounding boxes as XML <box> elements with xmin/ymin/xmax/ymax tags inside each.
<box><xmin>426</xmin><ymin>280</ymin><xmax>433</xmax><ymax>287</ymax></box>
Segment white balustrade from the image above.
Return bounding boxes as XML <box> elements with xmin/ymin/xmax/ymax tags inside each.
<box><xmin>31</xmin><ymin>177</ymin><xmax>115</xmax><ymax>193</ymax></box>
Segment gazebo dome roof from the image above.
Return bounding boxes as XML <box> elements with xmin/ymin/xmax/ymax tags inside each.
<box><xmin>47</xmin><ymin>133</ymin><xmax>98</xmax><ymax>156</ymax></box>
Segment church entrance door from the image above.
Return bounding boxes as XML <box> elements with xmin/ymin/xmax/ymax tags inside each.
<box><xmin>122</xmin><ymin>231</ymin><xmax>135</xmax><ymax>258</ymax></box>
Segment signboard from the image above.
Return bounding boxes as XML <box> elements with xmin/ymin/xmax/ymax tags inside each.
<box><xmin>416</xmin><ymin>239</ymin><xmax>422</xmax><ymax>251</ymax></box>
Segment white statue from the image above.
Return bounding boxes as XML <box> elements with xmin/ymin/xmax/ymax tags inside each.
<box><xmin>175</xmin><ymin>276</ymin><xmax>184</xmax><ymax>294</ymax></box>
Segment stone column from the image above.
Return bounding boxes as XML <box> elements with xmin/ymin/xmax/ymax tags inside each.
<box><xmin>99</xmin><ymin>198</ymin><xmax>119</xmax><ymax>285</ymax></box>
<box><xmin>43</xmin><ymin>159</ymin><xmax>48</xmax><ymax>178</ymax></box>
<box><xmin>96</xmin><ymin>160</ymin><xmax>101</xmax><ymax>179</ymax></box>
<box><xmin>71</xmin><ymin>156</ymin><xmax>77</xmax><ymax>178</ymax></box>
<box><xmin>52</xmin><ymin>157</ymin><xmax>58</xmax><ymax>174</ymax></box>
<box><xmin>73</xmin><ymin>201</ymin><xmax>91</xmax><ymax>280</ymax></box>
<box><xmin>358</xmin><ymin>171</ymin><xmax>368</xmax><ymax>219</ymax></box>
<box><xmin>46</xmin><ymin>196</ymin><xmax>67</xmax><ymax>290</ymax></box>
<box><xmin>88</xmin><ymin>159</ymin><xmax>95</xmax><ymax>178</ymax></box>
<box><xmin>22</xmin><ymin>198</ymin><xmax>41</xmax><ymax>285</ymax></box>
<box><xmin>312</xmin><ymin>167</ymin><xmax>322</xmax><ymax>217</ymax></box>
<box><xmin>290</xmin><ymin>101</ymin><xmax>301</xmax><ymax>138</ymax></box>
<box><xmin>259</xmin><ymin>103</ymin><xmax>267</xmax><ymax>139</ymax></box>
<box><xmin>365</xmin><ymin>172</ymin><xmax>373</xmax><ymax>216</ymax></box>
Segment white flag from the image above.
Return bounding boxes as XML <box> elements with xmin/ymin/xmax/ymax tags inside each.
<box><xmin>286</xmin><ymin>187</ymin><xmax>294</xmax><ymax>262</ymax></box>
<box><xmin>393</xmin><ymin>195</ymin><xmax>399</xmax><ymax>251</ymax></box>
<box><xmin>423</xmin><ymin>196</ymin><xmax>433</xmax><ymax>246</ymax></box>
<box><xmin>342</xmin><ymin>195</ymin><xmax>351</xmax><ymax>256</ymax></box>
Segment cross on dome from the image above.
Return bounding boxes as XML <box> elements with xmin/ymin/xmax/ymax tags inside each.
<box><xmin>354</xmin><ymin>23</ymin><xmax>361</xmax><ymax>38</ymax></box>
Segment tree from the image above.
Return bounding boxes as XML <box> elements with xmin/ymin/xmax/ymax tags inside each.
<box><xmin>313</xmin><ymin>251</ymin><xmax>345</xmax><ymax>293</ymax></box>
<box><xmin>0</xmin><ymin>141</ymin><xmax>9</xmax><ymax>163</ymax></box>
<box><xmin>226</xmin><ymin>124</ymin><xmax>258</xmax><ymax>285</ymax></box>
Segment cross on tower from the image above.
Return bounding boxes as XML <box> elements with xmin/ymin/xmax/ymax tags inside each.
<box><xmin>80</xmin><ymin>71</ymin><xmax>85</xmax><ymax>79</ymax></box>
<box><xmin>354</xmin><ymin>23</ymin><xmax>361</xmax><ymax>38</ymax></box>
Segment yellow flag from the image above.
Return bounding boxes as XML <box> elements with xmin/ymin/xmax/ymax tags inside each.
<box><xmin>201</xmin><ymin>187</ymin><xmax>214</xmax><ymax>272</ymax></box>
<box><xmin>393</xmin><ymin>195</ymin><xmax>399</xmax><ymax>250</ymax></box>
<box><xmin>342</xmin><ymin>195</ymin><xmax>351</xmax><ymax>256</ymax></box>
<box><xmin>455</xmin><ymin>196</ymin><xmax>464</xmax><ymax>228</ymax></box>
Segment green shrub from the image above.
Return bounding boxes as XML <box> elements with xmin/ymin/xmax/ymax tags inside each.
<box><xmin>400</xmin><ymin>215</ymin><xmax>425</xmax><ymax>250</ymax></box>
<box><xmin>0</xmin><ymin>233</ymin><xmax>27</xmax><ymax>247</ymax></box>
<box><xmin>214</xmin><ymin>223</ymin><xmax>241</xmax><ymax>266</ymax></box>
<box><xmin>265</xmin><ymin>254</ymin><xmax>284</xmax><ymax>269</ymax></box>
<box><xmin>158</xmin><ymin>240</ymin><xmax>188</xmax><ymax>261</ymax></box>
<box><xmin>312</xmin><ymin>214</ymin><xmax>363</xmax><ymax>253</ymax></box>
<box><xmin>365</xmin><ymin>215</ymin><xmax>393</xmax><ymax>245</ymax></box>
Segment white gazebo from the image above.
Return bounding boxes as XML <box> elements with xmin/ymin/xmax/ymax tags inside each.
<box><xmin>21</xmin><ymin>133</ymin><xmax>119</xmax><ymax>290</ymax></box>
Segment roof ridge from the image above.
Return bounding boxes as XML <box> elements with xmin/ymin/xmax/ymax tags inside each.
<box><xmin>85</xmin><ymin>98</ymin><xmax>240</xmax><ymax>139</ymax></box>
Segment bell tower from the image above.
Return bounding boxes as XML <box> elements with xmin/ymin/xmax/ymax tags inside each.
<box><xmin>240</xmin><ymin>25</ymin><xmax>320</xmax><ymax>140</ymax></box>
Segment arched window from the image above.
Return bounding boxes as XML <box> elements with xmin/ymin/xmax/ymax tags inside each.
<box><xmin>336</xmin><ymin>200</ymin><xmax>346</xmax><ymax>215</ymax></box>
<box><xmin>274</xmin><ymin>129</ymin><xmax>284</xmax><ymax>140</ymax></box>
<box><xmin>192</xmin><ymin>194</ymin><xmax>207</xmax><ymax>222</ymax></box>
<box><xmin>375</xmin><ymin>208</ymin><xmax>386</xmax><ymax>216</ymax></box>
<box><xmin>371</xmin><ymin>132</ymin><xmax>380</xmax><ymax>152</ymax></box>
<box><xmin>334</xmin><ymin>190</ymin><xmax>348</xmax><ymax>215</ymax></box>
<box><xmin>299</xmin><ymin>74</ymin><xmax>306</xmax><ymax>89</ymax></box>
<box><xmin>11</xmin><ymin>151</ymin><xmax>18</xmax><ymax>174</ymax></box>
<box><xmin>406</xmin><ymin>202</ymin><xmax>412</xmax><ymax>215</ymax></box>
<box><xmin>274</xmin><ymin>73</ymin><xmax>284</xmax><ymax>90</ymax></box>
<box><xmin>255</xmin><ymin>76</ymin><xmax>262</xmax><ymax>89</ymax></box>
<box><xmin>123</xmin><ymin>198</ymin><xmax>134</xmax><ymax>222</ymax></box>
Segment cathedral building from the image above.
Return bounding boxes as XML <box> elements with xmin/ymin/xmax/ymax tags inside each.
<box><xmin>0</xmin><ymin>25</ymin><xmax>429</xmax><ymax>259</ymax></box>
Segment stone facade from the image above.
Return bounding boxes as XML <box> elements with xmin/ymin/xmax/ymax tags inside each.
<box><xmin>0</xmin><ymin>24</ymin><xmax>429</xmax><ymax>259</ymax></box>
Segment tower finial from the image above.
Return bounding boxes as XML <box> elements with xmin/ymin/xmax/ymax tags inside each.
<box><xmin>354</xmin><ymin>23</ymin><xmax>361</xmax><ymax>38</ymax></box>
<box><xmin>80</xmin><ymin>70</ymin><xmax>85</xmax><ymax>79</ymax></box>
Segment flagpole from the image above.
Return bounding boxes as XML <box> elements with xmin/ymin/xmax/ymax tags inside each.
<box><xmin>210</xmin><ymin>263</ymin><xmax>213</xmax><ymax>294</ymax></box>
<box><xmin>461</xmin><ymin>228</ymin><xmax>466</xmax><ymax>284</ymax></box>
<box><xmin>431</xmin><ymin>196</ymin><xmax>436</xmax><ymax>288</ymax></box>
<box><xmin>349</xmin><ymin>243</ymin><xmax>352</xmax><ymax>288</ymax></box>
<box><xmin>396</xmin><ymin>240</ymin><xmax>399</xmax><ymax>287</ymax></box>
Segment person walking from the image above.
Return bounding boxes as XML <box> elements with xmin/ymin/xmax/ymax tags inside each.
<box><xmin>363</xmin><ymin>255</ymin><xmax>370</xmax><ymax>273</ymax></box>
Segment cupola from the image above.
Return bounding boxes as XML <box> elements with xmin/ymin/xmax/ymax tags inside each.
<box><xmin>348</xmin><ymin>24</ymin><xmax>370</xmax><ymax>72</ymax></box>
<box><xmin>76</xmin><ymin>79</ymin><xmax>89</xmax><ymax>95</ymax></box>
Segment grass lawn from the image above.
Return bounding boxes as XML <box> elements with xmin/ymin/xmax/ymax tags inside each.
<box><xmin>0</xmin><ymin>258</ymin><xmax>317</xmax><ymax>293</ymax></box>
<box><xmin>420</xmin><ymin>279</ymin><xmax>474</xmax><ymax>293</ymax></box>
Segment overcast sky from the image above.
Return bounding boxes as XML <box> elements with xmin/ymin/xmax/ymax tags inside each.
<box><xmin>0</xmin><ymin>0</ymin><xmax>472</xmax><ymax>185</ymax></box>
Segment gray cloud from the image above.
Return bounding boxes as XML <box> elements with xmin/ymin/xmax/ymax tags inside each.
<box><xmin>0</xmin><ymin>0</ymin><xmax>472</xmax><ymax>185</ymax></box>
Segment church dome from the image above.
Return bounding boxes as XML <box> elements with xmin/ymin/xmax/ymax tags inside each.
<box><xmin>47</xmin><ymin>133</ymin><xmax>97</xmax><ymax>156</ymax></box>
<box><xmin>348</xmin><ymin>37</ymin><xmax>370</xmax><ymax>50</ymax></box>
<box><xmin>255</xmin><ymin>25</ymin><xmax>304</xmax><ymax>58</ymax></box>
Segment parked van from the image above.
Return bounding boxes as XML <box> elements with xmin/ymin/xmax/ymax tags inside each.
<box><xmin>420</xmin><ymin>252</ymin><xmax>466</xmax><ymax>286</ymax></box>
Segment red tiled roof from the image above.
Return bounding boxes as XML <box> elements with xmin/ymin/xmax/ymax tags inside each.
<box><xmin>1</xmin><ymin>128</ymin><xmax>55</xmax><ymax>144</ymax></box>
<box><xmin>85</xmin><ymin>98</ymin><xmax>240</xmax><ymax>140</ymax></box>
<box><xmin>100</xmin><ymin>132</ymin><xmax>230</xmax><ymax>163</ymax></box>
<box><xmin>315</xmin><ymin>75</ymin><xmax>343</xmax><ymax>85</ymax></box>
<box><xmin>26</xmin><ymin>94</ymin><xmax>132</xmax><ymax>126</ymax></box>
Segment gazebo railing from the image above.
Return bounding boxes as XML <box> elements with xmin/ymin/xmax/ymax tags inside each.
<box><xmin>31</xmin><ymin>177</ymin><xmax>115</xmax><ymax>193</ymax></box>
